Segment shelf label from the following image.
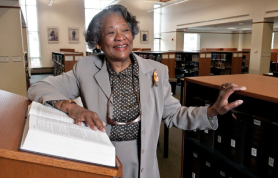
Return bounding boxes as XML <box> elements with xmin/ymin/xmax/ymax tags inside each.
<box><xmin>253</xmin><ymin>119</ymin><xmax>261</xmax><ymax>126</ymax></box>
<box><xmin>206</xmin><ymin>161</ymin><xmax>211</xmax><ymax>167</ymax></box>
<box><xmin>12</xmin><ymin>56</ymin><xmax>22</xmax><ymax>62</ymax></box>
<box><xmin>204</xmin><ymin>130</ymin><xmax>208</xmax><ymax>134</ymax></box>
<box><xmin>251</xmin><ymin>148</ymin><xmax>257</xmax><ymax>157</ymax></box>
<box><xmin>0</xmin><ymin>56</ymin><xmax>9</xmax><ymax>63</ymax></box>
<box><xmin>192</xmin><ymin>172</ymin><xmax>195</xmax><ymax>178</ymax></box>
<box><xmin>65</xmin><ymin>56</ymin><xmax>73</xmax><ymax>61</ymax></box>
<box><xmin>206</xmin><ymin>54</ymin><xmax>211</xmax><ymax>58</ymax></box>
<box><xmin>169</xmin><ymin>54</ymin><xmax>175</xmax><ymax>58</ymax></box>
<box><xmin>220</xmin><ymin>171</ymin><xmax>225</xmax><ymax>177</ymax></box>
<box><xmin>162</xmin><ymin>54</ymin><xmax>168</xmax><ymax>59</ymax></box>
<box><xmin>269</xmin><ymin>157</ymin><xmax>274</xmax><ymax>167</ymax></box>
<box><xmin>218</xmin><ymin>135</ymin><xmax>221</xmax><ymax>143</ymax></box>
<box><xmin>200</xmin><ymin>54</ymin><xmax>205</xmax><ymax>58</ymax></box>
<box><xmin>231</xmin><ymin>139</ymin><xmax>236</xmax><ymax>147</ymax></box>
<box><xmin>238</xmin><ymin>53</ymin><xmax>242</xmax><ymax>57</ymax></box>
<box><xmin>193</xmin><ymin>152</ymin><xmax>198</xmax><ymax>158</ymax></box>
<box><xmin>233</xmin><ymin>53</ymin><xmax>238</xmax><ymax>57</ymax></box>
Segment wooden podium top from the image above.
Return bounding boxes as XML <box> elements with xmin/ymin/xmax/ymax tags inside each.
<box><xmin>184</xmin><ymin>74</ymin><xmax>278</xmax><ymax>104</ymax></box>
<box><xmin>0</xmin><ymin>90</ymin><xmax>122</xmax><ymax>177</ymax></box>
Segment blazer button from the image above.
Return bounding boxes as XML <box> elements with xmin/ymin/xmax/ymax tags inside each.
<box><xmin>142</xmin><ymin>149</ymin><xmax>145</xmax><ymax>154</ymax></box>
<box><xmin>141</xmin><ymin>168</ymin><xmax>144</xmax><ymax>172</ymax></box>
<box><xmin>142</xmin><ymin>130</ymin><xmax>146</xmax><ymax>135</ymax></box>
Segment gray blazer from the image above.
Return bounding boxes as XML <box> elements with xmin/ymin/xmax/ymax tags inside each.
<box><xmin>28</xmin><ymin>53</ymin><xmax>218</xmax><ymax>178</ymax></box>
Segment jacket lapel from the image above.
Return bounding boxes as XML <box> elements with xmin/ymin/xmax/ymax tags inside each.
<box><xmin>134</xmin><ymin>53</ymin><xmax>154</xmax><ymax>111</ymax></box>
<box><xmin>94</xmin><ymin>57</ymin><xmax>112</xmax><ymax>100</ymax></box>
<box><xmin>93</xmin><ymin>53</ymin><xmax>154</xmax><ymax>110</ymax></box>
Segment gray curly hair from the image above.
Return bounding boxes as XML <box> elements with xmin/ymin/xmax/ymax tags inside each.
<box><xmin>85</xmin><ymin>4</ymin><xmax>140</xmax><ymax>52</ymax></box>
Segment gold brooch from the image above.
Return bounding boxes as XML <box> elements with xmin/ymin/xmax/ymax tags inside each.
<box><xmin>153</xmin><ymin>70</ymin><xmax>159</xmax><ymax>87</ymax></box>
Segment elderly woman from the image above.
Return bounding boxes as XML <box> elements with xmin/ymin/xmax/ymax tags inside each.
<box><xmin>28</xmin><ymin>4</ymin><xmax>246</xmax><ymax>178</ymax></box>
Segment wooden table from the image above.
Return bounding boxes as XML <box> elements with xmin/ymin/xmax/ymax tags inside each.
<box><xmin>0</xmin><ymin>90</ymin><xmax>122</xmax><ymax>178</ymax></box>
<box><xmin>181</xmin><ymin>74</ymin><xmax>278</xmax><ymax>178</ymax></box>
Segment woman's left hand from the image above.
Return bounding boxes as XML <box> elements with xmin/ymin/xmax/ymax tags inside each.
<box><xmin>207</xmin><ymin>83</ymin><xmax>246</xmax><ymax>117</ymax></box>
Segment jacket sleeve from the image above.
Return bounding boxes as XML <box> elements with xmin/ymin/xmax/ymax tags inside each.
<box><xmin>28</xmin><ymin>64</ymin><xmax>80</xmax><ymax>105</ymax></box>
<box><xmin>162</xmin><ymin>65</ymin><xmax>218</xmax><ymax>131</ymax></box>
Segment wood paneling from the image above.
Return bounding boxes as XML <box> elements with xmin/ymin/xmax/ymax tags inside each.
<box><xmin>198</xmin><ymin>53</ymin><xmax>211</xmax><ymax>76</ymax></box>
<box><xmin>161</xmin><ymin>58</ymin><xmax>175</xmax><ymax>78</ymax></box>
<box><xmin>0</xmin><ymin>90</ymin><xmax>122</xmax><ymax>178</ymax></box>
<box><xmin>231</xmin><ymin>53</ymin><xmax>242</xmax><ymax>74</ymax></box>
<box><xmin>60</xmin><ymin>48</ymin><xmax>75</xmax><ymax>52</ymax></box>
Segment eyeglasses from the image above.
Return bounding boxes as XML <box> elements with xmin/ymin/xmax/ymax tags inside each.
<box><xmin>106</xmin><ymin>88</ymin><xmax>141</xmax><ymax>125</ymax></box>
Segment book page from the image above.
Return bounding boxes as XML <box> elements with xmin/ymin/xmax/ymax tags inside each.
<box><xmin>29</xmin><ymin>115</ymin><xmax>112</xmax><ymax>147</ymax></box>
<box><xmin>29</xmin><ymin>101</ymin><xmax>86</xmax><ymax>126</ymax></box>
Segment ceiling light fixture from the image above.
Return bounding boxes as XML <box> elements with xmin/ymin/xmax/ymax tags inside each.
<box><xmin>147</xmin><ymin>0</ymin><xmax>188</xmax><ymax>12</ymax></box>
<box><xmin>227</xmin><ymin>27</ymin><xmax>236</xmax><ymax>30</ymax></box>
<box><xmin>48</xmin><ymin>0</ymin><xmax>55</xmax><ymax>6</ymax></box>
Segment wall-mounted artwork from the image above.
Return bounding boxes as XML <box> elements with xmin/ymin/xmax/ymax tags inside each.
<box><xmin>68</xmin><ymin>27</ymin><xmax>79</xmax><ymax>43</ymax></box>
<box><xmin>47</xmin><ymin>26</ymin><xmax>59</xmax><ymax>43</ymax></box>
<box><xmin>140</xmin><ymin>30</ymin><xmax>149</xmax><ymax>44</ymax></box>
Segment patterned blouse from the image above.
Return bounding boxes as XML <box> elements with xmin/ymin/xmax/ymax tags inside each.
<box><xmin>46</xmin><ymin>55</ymin><xmax>141</xmax><ymax>141</ymax></box>
<box><xmin>107</xmin><ymin>54</ymin><xmax>140</xmax><ymax>141</ymax></box>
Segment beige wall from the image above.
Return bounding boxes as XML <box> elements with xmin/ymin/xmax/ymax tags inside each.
<box><xmin>200</xmin><ymin>33</ymin><xmax>234</xmax><ymax>49</ymax></box>
<box><xmin>36</xmin><ymin>0</ymin><xmax>154</xmax><ymax>67</ymax></box>
<box><xmin>243</xmin><ymin>33</ymin><xmax>252</xmax><ymax>49</ymax></box>
<box><xmin>0</xmin><ymin>8</ymin><xmax>27</xmax><ymax>96</ymax></box>
<box><xmin>119</xmin><ymin>1</ymin><xmax>154</xmax><ymax>50</ymax></box>
<box><xmin>37</xmin><ymin>0</ymin><xmax>86</xmax><ymax>68</ymax></box>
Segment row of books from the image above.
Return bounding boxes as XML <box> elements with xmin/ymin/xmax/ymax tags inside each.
<box><xmin>175</xmin><ymin>54</ymin><xmax>199</xmax><ymax>62</ymax></box>
<box><xmin>212</xmin><ymin>53</ymin><xmax>231</xmax><ymax>61</ymax></box>
<box><xmin>188</xmin><ymin>97</ymin><xmax>278</xmax><ymax>177</ymax></box>
<box><xmin>52</xmin><ymin>54</ymin><xmax>64</xmax><ymax>65</ymax></box>
<box><xmin>137</xmin><ymin>54</ymin><xmax>162</xmax><ymax>63</ymax></box>
<box><xmin>211</xmin><ymin>61</ymin><xmax>231</xmax><ymax>69</ymax></box>
<box><xmin>53</xmin><ymin>64</ymin><xmax>64</xmax><ymax>76</ymax></box>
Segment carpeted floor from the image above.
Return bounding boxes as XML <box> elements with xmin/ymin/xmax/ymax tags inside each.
<box><xmin>30</xmin><ymin>74</ymin><xmax>183</xmax><ymax>178</ymax></box>
<box><xmin>30</xmin><ymin>74</ymin><xmax>53</xmax><ymax>86</ymax></box>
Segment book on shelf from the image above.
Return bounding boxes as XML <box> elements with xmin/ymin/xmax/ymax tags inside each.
<box><xmin>19</xmin><ymin>101</ymin><xmax>115</xmax><ymax>167</ymax></box>
<box><xmin>192</xmin><ymin>54</ymin><xmax>199</xmax><ymax>62</ymax></box>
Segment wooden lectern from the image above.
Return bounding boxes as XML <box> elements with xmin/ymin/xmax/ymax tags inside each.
<box><xmin>0</xmin><ymin>90</ymin><xmax>122</xmax><ymax>178</ymax></box>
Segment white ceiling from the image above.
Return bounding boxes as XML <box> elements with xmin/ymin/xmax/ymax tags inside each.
<box><xmin>178</xmin><ymin>18</ymin><xmax>278</xmax><ymax>33</ymax></box>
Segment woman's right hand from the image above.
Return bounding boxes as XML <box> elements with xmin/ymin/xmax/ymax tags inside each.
<box><xmin>55</xmin><ymin>101</ymin><xmax>106</xmax><ymax>132</ymax></box>
<box><xmin>67</xmin><ymin>104</ymin><xmax>106</xmax><ymax>132</ymax></box>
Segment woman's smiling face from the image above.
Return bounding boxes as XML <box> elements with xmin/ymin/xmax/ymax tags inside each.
<box><xmin>99</xmin><ymin>13</ymin><xmax>133</xmax><ymax>63</ymax></box>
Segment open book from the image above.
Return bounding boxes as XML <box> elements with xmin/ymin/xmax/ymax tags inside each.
<box><xmin>19</xmin><ymin>101</ymin><xmax>115</xmax><ymax>167</ymax></box>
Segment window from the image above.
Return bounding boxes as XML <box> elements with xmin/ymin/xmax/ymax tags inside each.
<box><xmin>183</xmin><ymin>33</ymin><xmax>200</xmax><ymax>51</ymax></box>
<box><xmin>20</xmin><ymin>0</ymin><xmax>41</xmax><ymax>67</ymax></box>
<box><xmin>84</xmin><ymin>0</ymin><xmax>114</xmax><ymax>51</ymax></box>
<box><xmin>154</xmin><ymin>4</ymin><xmax>161</xmax><ymax>51</ymax></box>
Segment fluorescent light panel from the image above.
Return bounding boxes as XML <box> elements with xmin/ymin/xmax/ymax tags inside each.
<box><xmin>147</xmin><ymin>0</ymin><xmax>188</xmax><ymax>12</ymax></box>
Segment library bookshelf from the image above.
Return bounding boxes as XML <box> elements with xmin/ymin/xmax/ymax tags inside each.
<box><xmin>181</xmin><ymin>74</ymin><xmax>278</xmax><ymax>178</ymax></box>
<box><xmin>52</xmin><ymin>51</ymin><xmax>83</xmax><ymax>76</ymax></box>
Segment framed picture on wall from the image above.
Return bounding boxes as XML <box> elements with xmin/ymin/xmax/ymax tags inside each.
<box><xmin>47</xmin><ymin>26</ymin><xmax>59</xmax><ymax>43</ymax></box>
<box><xmin>140</xmin><ymin>30</ymin><xmax>149</xmax><ymax>44</ymax></box>
<box><xmin>68</xmin><ymin>27</ymin><xmax>79</xmax><ymax>43</ymax></box>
